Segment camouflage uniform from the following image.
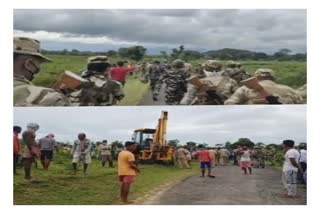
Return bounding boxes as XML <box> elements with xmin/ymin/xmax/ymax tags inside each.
<box><xmin>180</xmin><ymin>75</ymin><xmax>238</xmax><ymax>105</ymax></box>
<box><xmin>70</xmin><ymin>56</ymin><xmax>124</xmax><ymax>106</ymax></box>
<box><xmin>222</xmin><ymin>61</ymin><xmax>251</xmax><ymax>83</ymax></box>
<box><xmin>296</xmin><ymin>84</ymin><xmax>307</xmax><ymax>103</ymax></box>
<box><xmin>14</xmin><ymin>77</ymin><xmax>70</xmax><ymax>106</ymax></box>
<box><xmin>144</xmin><ymin>62</ymin><xmax>164</xmax><ymax>100</ymax></box>
<box><xmin>231</xmin><ymin>68</ymin><xmax>251</xmax><ymax>83</ymax></box>
<box><xmin>222</xmin><ymin>61</ymin><xmax>237</xmax><ymax>77</ymax></box>
<box><xmin>13</xmin><ymin>37</ymin><xmax>70</xmax><ymax>106</ymax></box>
<box><xmin>224</xmin><ymin>69</ymin><xmax>303</xmax><ymax>104</ymax></box>
<box><xmin>180</xmin><ymin>60</ymin><xmax>238</xmax><ymax>105</ymax></box>
<box><xmin>160</xmin><ymin>60</ymin><xmax>190</xmax><ymax>105</ymax></box>
<box><xmin>69</xmin><ymin>75</ymin><xmax>124</xmax><ymax>106</ymax></box>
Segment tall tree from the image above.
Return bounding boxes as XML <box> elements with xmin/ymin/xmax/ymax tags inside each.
<box><xmin>168</xmin><ymin>139</ymin><xmax>180</xmax><ymax>147</ymax></box>
<box><xmin>231</xmin><ymin>138</ymin><xmax>255</xmax><ymax>148</ymax></box>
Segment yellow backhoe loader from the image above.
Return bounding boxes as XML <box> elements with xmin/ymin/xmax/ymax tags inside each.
<box><xmin>131</xmin><ymin>111</ymin><xmax>175</xmax><ymax>163</ymax></box>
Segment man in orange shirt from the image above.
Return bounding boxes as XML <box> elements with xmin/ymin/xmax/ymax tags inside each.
<box><xmin>118</xmin><ymin>141</ymin><xmax>140</xmax><ymax>204</ymax></box>
<box><xmin>13</xmin><ymin>126</ymin><xmax>22</xmax><ymax>175</ymax></box>
<box><xmin>197</xmin><ymin>145</ymin><xmax>215</xmax><ymax>178</ymax></box>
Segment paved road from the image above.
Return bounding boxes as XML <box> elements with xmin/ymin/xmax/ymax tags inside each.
<box><xmin>143</xmin><ymin>165</ymin><xmax>306</xmax><ymax>205</ymax></box>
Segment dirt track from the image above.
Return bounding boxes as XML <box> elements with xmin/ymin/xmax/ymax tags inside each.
<box><xmin>143</xmin><ymin>165</ymin><xmax>306</xmax><ymax>205</ymax></box>
<box><xmin>139</xmin><ymin>85</ymin><xmax>166</xmax><ymax>105</ymax></box>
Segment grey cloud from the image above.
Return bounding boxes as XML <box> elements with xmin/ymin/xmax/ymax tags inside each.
<box><xmin>13</xmin><ymin>9</ymin><xmax>306</xmax><ymax>53</ymax></box>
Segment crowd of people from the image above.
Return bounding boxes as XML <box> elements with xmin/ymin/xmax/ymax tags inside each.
<box><xmin>172</xmin><ymin>141</ymin><xmax>307</xmax><ymax>199</ymax></box>
<box><xmin>13</xmin><ymin>36</ymin><xmax>306</xmax><ymax>107</ymax></box>
<box><xmin>13</xmin><ymin>122</ymin><xmax>307</xmax><ymax>202</ymax></box>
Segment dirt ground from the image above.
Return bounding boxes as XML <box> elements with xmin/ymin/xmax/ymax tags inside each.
<box><xmin>143</xmin><ymin>165</ymin><xmax>306</xmax><ymax>205</ymax></box>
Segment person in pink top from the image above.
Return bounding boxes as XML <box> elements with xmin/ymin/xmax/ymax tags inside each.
<box><xmin>196</xmin><ymin>145</ymin><xmax>215</xmax><ymax>178</ymax></box>
<box><xmin>238</xmin><ymin>146</ymin><xmax>252</xmax><ymax>175</ymax></box>
<box><xmin>108</xmin><ymin>61</ymin><xmax>135</xmax><ymax>86</ymax></box>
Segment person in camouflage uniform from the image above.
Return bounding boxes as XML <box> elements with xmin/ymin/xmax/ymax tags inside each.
<box><xmin>224</xmin><ymin>68</ymin><xmax>303</xmax><ymax>104</ymax></box>
<box><xmin>159</xmin><ymin>59</ymin><xmax>190</xmax><ymax>105</ymax></box>
<box><xmin>69</xmin><ymin>56</ymin><xmax>124</xmax><ymax>106</ymax></box>
<box><xmin>296</xmin><ymin>84</ymin><xmax>307</xmax><ymax>103</ymax></box>
<box><xmin>251</xmin><ymin>147</ymin><xmax>266</xmax><ymax>168</ymax></box>
<box><xmin>144</xmin><ymin>60</ymin><xmax>164</xmax><ymax>101</ymax></box>
<box><xmin>234</xmin><ymin>62</ymin><xmax>251</xmax><ymax>82</ymax></box>
<box><xmin>13</xmin><ymin>37</ymin><xmax>70</xmax><ymax>106</ymax></box>
<box><xmin>223</xmin><ymin>61</ymin><xmax>251</xmax><ymax>83</ymax></box>
<box><xmin>180</xmin><ymin>60</ymin><xmax>238</xmax><ymax>105</ymax></box>
<box><xmin>223</xmin><ymin>60</ymin><xmax>237</xmax><ymax>77</ymax></box>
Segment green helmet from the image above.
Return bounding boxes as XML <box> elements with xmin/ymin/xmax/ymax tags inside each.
<box><xmin>172</xmin><ymin>59</ymin><xmax>185</xmax><ymax>68</ymax></box>
<box><xmin>204</xmin><ymin>60</ymin><xmax>222</xmax><ymax>70</ymax></box>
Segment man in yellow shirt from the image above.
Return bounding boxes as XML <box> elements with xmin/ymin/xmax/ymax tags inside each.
<box><xmin>118</xmin><ymin>141</ymin><xmax>140</xmax><ymax>204</ymax></box>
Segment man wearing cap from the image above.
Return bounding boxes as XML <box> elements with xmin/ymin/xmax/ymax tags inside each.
<box><xmin>14</xmin><ymin>37</ymin><xmax>70</xmax><ymax>106</ymax></box>
<box><xmin>118</xmin><ymin>141</ymin><xmax>140</xmax><ymax>204</ymax></box>
<box><xmin>180</xmin><ymin>60</ymin><xmax>238</xmax><ymax>105</ymax></box>
<box><xmin>38</xmin><ymin>134</ymin><xmax>56</xmax><ymax>170</ymax></box>
<box><xmin>223</xmin><ymin>61</ymin><xmax>251</xmax><ymax>83</ymax></box>
<box><xmin>281</xmin><ymin>140</ymin><xmax>302</xmax><ymax>198</ymax></box>
<box><xmin>71</xmin><ymin>133</ymin><xmax>92</xmax><ymax>175</ymax></box>
<box><xmin>224</xmin><ymin>68</ymin><xmax>303</xmax><ymax>104</ymax></box>
<box><xmin>22</xmin><ymin>123</ymin><xmax>41</xmax><ymax>181</ymax></box>
<box><xmin>71</xmin><ymin>56</ymin><xmax>124</xmax><ymax>106</ymax></box>
<box><xmin>223</xmin><ymin>60</ymin><xmax>238</xmax><ymax>77</ymax></box>
<box><xmin>143</xmin><ymin>60</ymin><xmax>164</xmax><ymax>101</ymax></box>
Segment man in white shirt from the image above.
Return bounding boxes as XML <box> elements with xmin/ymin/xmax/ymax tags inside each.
<box><xmin>282</xmin><ymin>140</ymin><xmax>302</xmax><ymax>198</ymax></box>
<box><xmin>99</xmin><ymin>140</ymin><xmax>113</xmax><ymax>167</ymax></box>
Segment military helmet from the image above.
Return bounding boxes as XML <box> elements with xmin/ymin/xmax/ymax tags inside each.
<box><xmin>226</xmin><ymin>60</ymin><xmax>237</xmax><ymax>67</ymax></box>
<box><xmin>14</xmin><ymin>37</ymin><xmax>52</xmax><ymax>62</ymax></box>
<box><xmin>172</xmin><ymin>59</ymin><xmax>185</xmax><ymax>68</ymax></box>
<box><xmin>87</xmin><ymin>56</ymin><xmax>109</xmax><ymax>64</ymax></box>
<box><xmin>87</xmin><ymin>56</ymin><xmax>111</xmax><ymax>73</ymax></box>
<box><xmin>27</xmin><ymin>122</ymin><xmax>40</xmax><ymax>130</ymax></box>
<box><xmin>204</xmin><ymin>60</ymin><xmax>222</xmax><ymax>70</ymax></box>
<box><xmin>254</xmin><ymin>68</ymin><xmax>274</xmax><ymax>78</ymax></box>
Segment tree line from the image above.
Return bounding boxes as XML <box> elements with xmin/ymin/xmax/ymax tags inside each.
<box><xmin>42</xmin><ymin>45</ymin><xmax>306</xmax><ymax>62</ymax></box>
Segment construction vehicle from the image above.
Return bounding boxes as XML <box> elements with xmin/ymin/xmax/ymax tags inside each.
<box><xmin>131</xmin><ymin>111</ymin><xmax>175</xmax><ymax>163</ymax></box>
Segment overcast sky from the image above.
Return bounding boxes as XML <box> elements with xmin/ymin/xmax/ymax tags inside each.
<box><xmin>13</xmin><ymin>9</ymin><xmax>306</xmax><ymax>54</ymax></box>
<box><xmin>13</xmin><ymin>105</ymin><xmax>306</xmax><ymax>146</ymax></box>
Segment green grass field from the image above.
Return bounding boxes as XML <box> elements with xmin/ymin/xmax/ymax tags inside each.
<box><xmin>189</xmin><ymin>60</ymin><xmax>306</xmax><ymax>88</ymax></box>
<box><xmin>34</xmin><ymin>55</ymin><xmax>149</xmax><ymax>105</ymax></box>
<box><xmin>32</xmin><ymin>55</ymin><xmax>306</xmax><ymax>105</ymax></box>
<box><xmin>14</xmin><ymin>153</ymin><xmax>198</xmax><ymax>205</ymax></box>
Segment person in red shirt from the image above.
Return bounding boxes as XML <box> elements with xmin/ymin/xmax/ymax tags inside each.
<box><xmin>108</xmin><ymin>61</ymin><xmax>135</xmax><ymax>86</ymax></box>
<box><xmin>13</xmin><ymin>126</ymin><xmax>22</xmax><ymax>175</ymax></box>
<box><xmin>197</xmin><ymin>145</ymin><xmax>215</xmax><ymax>178</ymax></box>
